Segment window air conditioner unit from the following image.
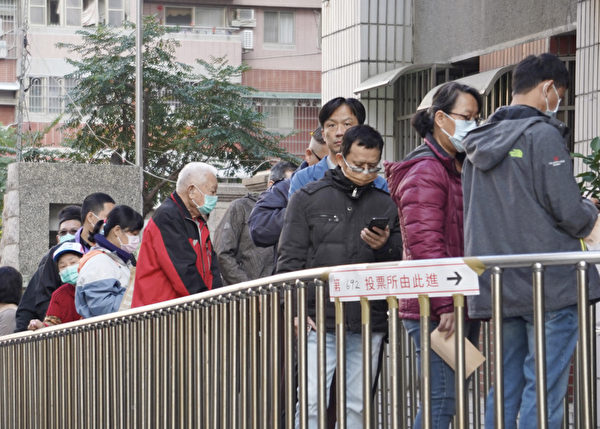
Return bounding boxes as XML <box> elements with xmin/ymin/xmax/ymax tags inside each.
<box><xmin>231</xmin><ymin>8</ymin><xmax>255</xmax><ymax>27</ymax></box>
<box><xmin>0</xmin><ymin>41</ymin><xmax>7</xmax><ymax>59</ymax></box>
<box><xmin>242</xmin><ymin>29</ymin><xmax>254</xmax><ymax>50</ymax></box>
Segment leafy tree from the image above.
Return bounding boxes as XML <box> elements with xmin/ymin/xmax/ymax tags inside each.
<box><xmin>58</xmin><ymin>17</ymin><xmax>295</xmax><ymax>215</ymax></box>
<box><xmin>0</xmin><ymin>121</ymin><xmax>63</xmax><ymax>237</ymax></box>
<box><xmin>573</xmin><ymin>136</ymin><xmax>600</xmax><ymax>198</ymax></box>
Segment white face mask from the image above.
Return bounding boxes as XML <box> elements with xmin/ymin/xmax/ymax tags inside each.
<box><xmin>544</xmin><ymin>83</ymin><xmax>561</xmax><ymax>118</ymax></box>
<box><xmin>441</xmin><ymin>112</ymin><xmax>477</xmax><ymax>153</ymax></box>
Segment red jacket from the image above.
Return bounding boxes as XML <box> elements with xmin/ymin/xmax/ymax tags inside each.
<box><xmin>384</xmin><ymin>136</ymin><xmax>463</xmax><ymax>320</ymax></box>
<box><xmin>132</xmin><ymin>192</ymin><xmax>222</xmax><ymax>307</ymax></box>
<box><xmin>46</xmin><ymin>283</ymin><xmax>82</xmax><ymax>324</ymax></box>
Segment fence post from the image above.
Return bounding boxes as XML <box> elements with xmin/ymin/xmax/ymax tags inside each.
<box><xmin>387</xmin><ymin>296</ymin><xmax>401</xmax><ymax>429</ymax></box>
<box><xmin>361</xmin><ymin>297</ymin><xmax>373</xmax><ymax>429</ymax></box>
<box><xmin>284</xmin><ymin>282</ymin><xmax>295</xmax><ymax>429</ymax></box>
<box><xmin>260</xmin><ymin>288</ymin><xmax>270</xmax><ymax>429</ymax></box>
<box><xmin>335</xmin><ymin>298</ymin><xmax>347</xmax><ymax>429</ymax></box>
<box><xmin>316</xmin><ymin>279</ymin><xmax>327</xmax><ymax>429</ymax></box>
<box><xmin>491</xmin><ymin>266</ymin><xmax>504</xmax><ymax>428</ymax></box>
<box><xmin>577</xmin><ymin>261</ymin><xmax>592</xmax><ymax>428</ymax></box>
<box><xmin>297</xmin><ymin>280</ymin><xmax>309</xmax><ymax>429</ymax></box>
<box><xmin>453</xmin><ymin>294</ymin><xmax>467</xmax><ymax>429</ymax></box>
<box><xmin>532</xmin><ymin>262</ymin><xmax>548</xmax><ymax>429</ymax></box>
<box><xmin>418</xmin><ymin>294</ymin><xmax>431</xmax><ymax>429</ymax></box>
<box><xmin>271</xmin><ymin>285</ymin><xmax>281</xmax><ymax>429</ymax></box>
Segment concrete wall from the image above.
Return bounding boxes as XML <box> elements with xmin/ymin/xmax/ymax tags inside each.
<box><xmin>0</xmin><ymin>163</ymin><xmax>143</xmax><ymax>283</ymax></box>
<box><xmin>413</xmin><ymin>0</ymin><xmax>577</xmax><ymax>64</ymax></box>
<box><xmin>573</xmin><ymin>0</ymin><xmax>600</xmax><ymax>163</ymax></box>
<box><xmin>321</xmin><ymin>0</ymin><xmax>412</xmax><ymax>102</ymax></box>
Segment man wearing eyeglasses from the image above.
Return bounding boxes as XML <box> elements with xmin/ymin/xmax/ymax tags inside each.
<box><xmin>277</xmin><ymin>124</ymin><xmax>403</xmax><ymax>428</ymax></box>
<box><xmin>55</xmin><ymin>205</ymin><xmax>82</xmax><ymax>244</ymax></box>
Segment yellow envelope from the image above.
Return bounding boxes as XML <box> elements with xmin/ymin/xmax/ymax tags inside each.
<box><xmin>430</xmin><ymin>328</ymin><xmax>485</xmax><ymax>378</ymax></box>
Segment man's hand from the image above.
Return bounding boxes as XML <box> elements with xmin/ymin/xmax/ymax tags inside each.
<box><xmin>360</xmin><ymin>226</ymin><xmax>390</xmax><ymax>250</ymax></box>
<box><xmin>438</xmin><ymin>312</ymin><xmax>455</xmax><ymax>339</ymax></box>
<box><xmin>584</xmin><ymin>213</ymin><xmax>600</xmax><ymax>246</ymax></box>
<box><xmin>27</xmin><ymin>319</ymin><xmax>44</xmax><ymax>331</ymax></box>
<box><xmin>293</xmin><ymin>316</ymin><xmax>317</xmax><ymax>337</ymax></box>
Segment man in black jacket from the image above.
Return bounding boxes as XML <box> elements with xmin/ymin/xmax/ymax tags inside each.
<box><xmin>277</xmin><ymin>124</ymin><xmax>402</xmax><ymax>428</ymax></box>
<box><xmin>248</xmin><ymin>127</ymin><xmax>326</xmax><ymax>259</ymax></box>
<box><xmin>16</xmin><ymin>193</ymin><xmax>115</xmax><ymax>332</ymax></box>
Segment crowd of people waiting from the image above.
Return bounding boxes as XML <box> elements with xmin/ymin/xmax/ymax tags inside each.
<box><xmin>1</xmin><ymin>52</ymin><xmax>599</xmax><ymax>428</ymax></box>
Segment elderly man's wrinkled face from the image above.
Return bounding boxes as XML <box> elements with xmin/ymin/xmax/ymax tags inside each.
<box><xmin>188</xmin><ymin>173</ymin><xmax>218</xmax><ymax>217</ymax></box>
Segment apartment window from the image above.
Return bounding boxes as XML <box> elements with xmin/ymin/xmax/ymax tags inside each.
<box><xmin>253</xmin><ymin>97</ymin><xmax>320</xmax><ymax>158</ymax></box>
<box><xmin>264</xmin><ymin>11</ymin><xmax>294</xmax><ymax>46</ymax></box>
<box><xmin>28</xmin><ymin>77</ymin><xmax>78</xmax><ymax>115</ymax></box>
<box><xmin>165</xmin><ymin>7</ymin><xmax>192</xmax><ymax>26</ymax></box>
<box><xmin>195</xmin><ymin>6</ymin><xmax>225</xmax><ymax>27</ymax></box>
<box><xmin>29</xmin><ymin>0</ymin><xmax>125</xmax><ymax>26</ymax></box>
<box><xmin>65</xmin><ymin>0</ymin><xmax>82</xmax><ymax>26</ymax></box>
<box><xmin>262</xmin><ymin>101</ymin><xmax>295</xmax><ymax>131</ymax></box>
<box><xmin>48</xmin><ymin>77</ymin><xmax>62</xmax><ymax>113</ymax></box>
<box><xmin>28</xmin><ymin>78</ymin><xmax>43</xmax><ymax>113</ymax></box>
<box><xmin>106</xmin><ymin>0</ymin><xmax>124</xmax><ymax>26</ymax></box>
<box><xmin>30</xmin><ymin>0</ymin><xmax>46</xmax><ymax>25</ymax></box>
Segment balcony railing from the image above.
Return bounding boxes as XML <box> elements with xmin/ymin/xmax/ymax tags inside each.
<box><xmin>1</xmin><ymin>251</ymin><xmax>599</xmax><ymax>428</ymax></box>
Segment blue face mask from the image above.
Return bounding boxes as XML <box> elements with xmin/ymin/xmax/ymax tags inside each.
<box><xmin>59</xmin><ymin>233</ymin><xmax>76</xmax><ymax>243</ymax></box>
<box><xmin>192</xmin><ymin>185</ymin><xmax>218</xmax><ymax>215</ymax></box>
<box><xmin>441</xmin><ymin>112</ymin><xmax>477</xmax><ymax>153</ymax></box>
<box><xmin>59</xmin><ymin>264</ymin><xmax>79</xmax><ymax>285</ymax></box>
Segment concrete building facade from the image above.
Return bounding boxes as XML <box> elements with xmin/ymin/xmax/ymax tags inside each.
<box><xmin>0</xmin><ymin>163</ymin><xmax>143</xmax><ymax>282</ymax></box>
<box><xmin>322</xmin><ymin>0</ymin><xmax>598</xmax><ymax>171</ymax></box>
<box><xmin>10</xmin><ymin>0</ymin><xmax>322</xmax><ymax>158</ymax></box>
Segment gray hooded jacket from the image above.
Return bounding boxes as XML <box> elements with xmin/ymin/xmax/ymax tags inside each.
<box><xmin>462</xmin><ymin>105</ymin><xmax>599</xmax><ymax>319</ymax></box>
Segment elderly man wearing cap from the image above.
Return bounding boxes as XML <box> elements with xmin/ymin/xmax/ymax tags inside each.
<box><xmin>28</xmin><ymin>242</ymin><xmax>85</xmax><ymax>330</ymax></box>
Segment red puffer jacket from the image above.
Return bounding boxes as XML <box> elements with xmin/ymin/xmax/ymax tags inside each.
<box><xmin>384</xmin><ymin>135</ymin><xmax>463</xmax><ymax>320</ymax></box>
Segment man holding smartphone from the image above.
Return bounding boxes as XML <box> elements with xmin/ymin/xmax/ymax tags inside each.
<box><xmin>277</xmin><ymin>124</ymin><xmax>403</xmax><ymax>428</ymax></box>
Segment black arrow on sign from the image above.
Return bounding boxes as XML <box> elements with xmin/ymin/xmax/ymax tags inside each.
<box><xmin>447</xmin><ymin>271</ymin><xmax>462</xmax><ymax>286</ymax></box>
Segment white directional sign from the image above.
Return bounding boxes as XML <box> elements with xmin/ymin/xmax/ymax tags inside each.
<box><xmin>328</xmin><ymin>258</ymin><xmax>480</xmax><ymax>302</ymax></box>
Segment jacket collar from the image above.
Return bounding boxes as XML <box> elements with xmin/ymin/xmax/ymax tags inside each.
<box><xmin>92</xmin><ymin>233</ymin><xmax>136</xmax><ymax>266</ymax></box>
<box><xmin>74</xmin><ymin>227</ymin><xmax>92</xmax><ymax>252</ymax></box>
<box><xmin>424</xmin><ymin>133</ymin><xmax>461</xmax><ymax>176</ymax></box>
<box><xmin>170</xmin><ymin>191</ymin><xmax>209</xmax><ymax>223</ymax></box>
<box><xmin>327</xmin><ymin>167</ymin><xmax>375</xmax><ymax>199</ymax></box>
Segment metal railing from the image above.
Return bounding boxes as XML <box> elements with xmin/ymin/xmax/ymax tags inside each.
<box><xmin>1</xmin><ymin>251</ymin><xmax>600</xmax><ymax>428</ymax></box>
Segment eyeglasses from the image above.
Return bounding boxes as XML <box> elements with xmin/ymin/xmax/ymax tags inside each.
<box><xmin>342</xmin><ymin>156</ymin><xmax>381</xmax><ymax>174</ymax></box>
<box><xmin>449</xmin><ymin>111</ymin><xmax>482</xmax><ymax>126</ymax></box>
<box><xmin>58</xmin><ymin>228</ymin><xmax>79</xmax><ymax>236</ymax></box>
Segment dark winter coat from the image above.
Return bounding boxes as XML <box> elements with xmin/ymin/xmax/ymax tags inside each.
<box><xmin>214</xmin><ymin>194</ymin><xmax>274</xmax><ymax>285</ymax></box>
<box><xmin>248</xmin><ymin>178</ymin><xmax>292</xmax><ymax>272</ymax></box>
<box><xmin>276</xmin><ymin>167</ymin><xmax>403</xmax><ymax>333</ymax></box>
<box><xmin>384</xmin><ymin>135</ymin><xmax>462</xmax><ymax>320</ymax></box>
<box><xmin>463</xmin><ymin>105</ymin><xmax>600</xmax><ymax>318</ymax></box>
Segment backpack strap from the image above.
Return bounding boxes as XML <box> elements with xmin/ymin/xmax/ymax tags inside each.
<box><xmin>77</xmin><ymin>249</ymin><xmax>103</xmax><ymax>272</ymax></box>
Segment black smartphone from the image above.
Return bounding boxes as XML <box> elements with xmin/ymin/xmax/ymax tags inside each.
<box><xmin>368</xmin><ymin>217</ymin><xmax>389</xmax><ymax>233</ymax></box>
